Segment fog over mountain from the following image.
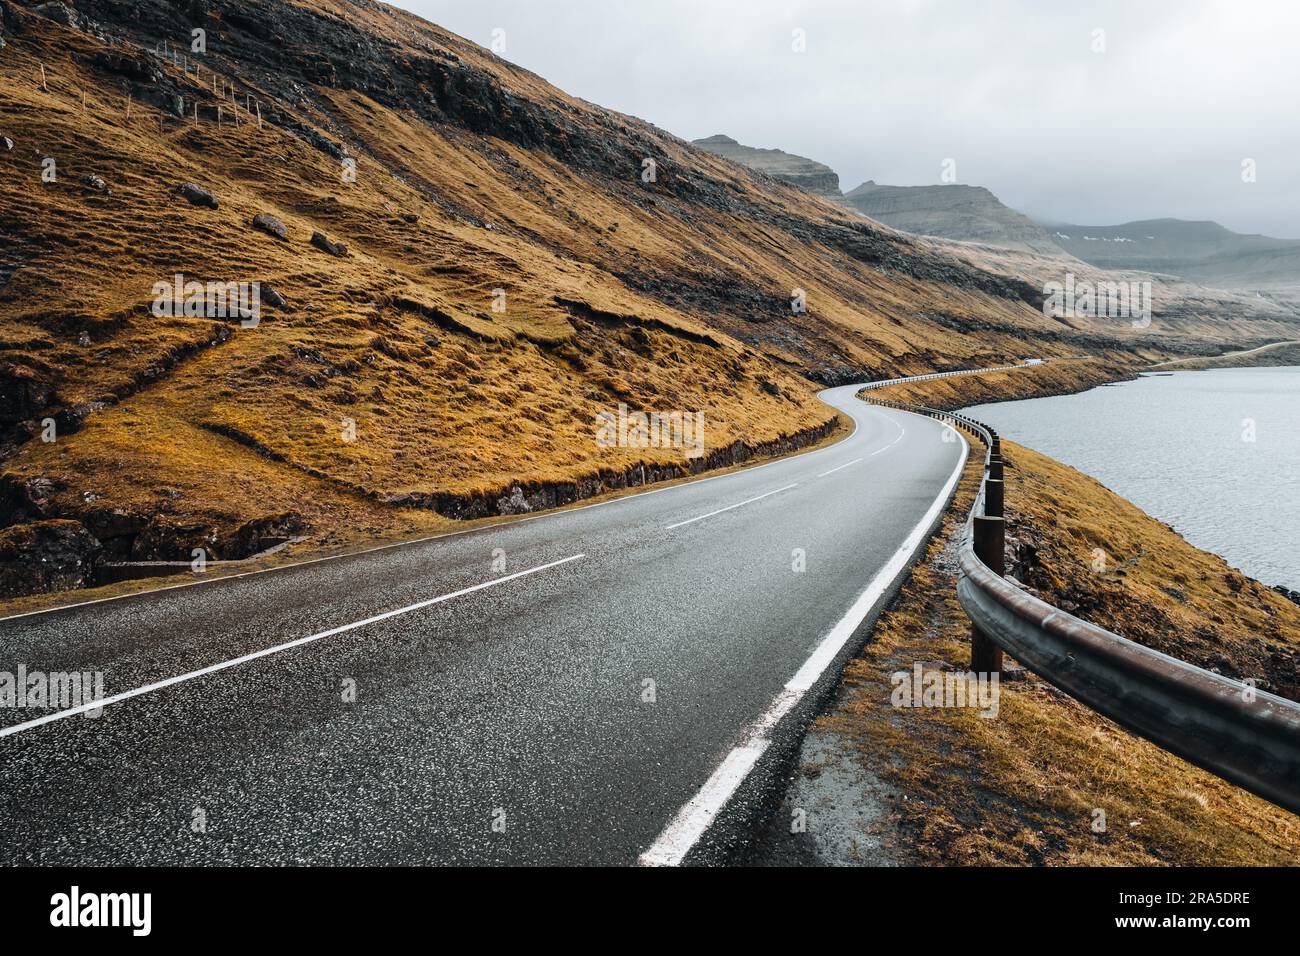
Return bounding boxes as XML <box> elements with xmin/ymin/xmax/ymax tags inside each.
<box><xmin>1049</xmin><ymin>220</ymin><xmax>1300</xmax><ymax>290</ymax></box>
<box><xmin>689</xmin><ymin>134</ymin><xmax>1300</xmax><ymax>291</ymax></box>
<box><xmin>397</xmin><ymin>0</ymin><xmax>1300</xmax><ymax>239</ymax></box>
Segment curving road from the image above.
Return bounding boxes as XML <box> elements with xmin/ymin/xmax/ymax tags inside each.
<box><xmin>0</xmin><ymin>380</ymin><xmax>967</xmax><ymax>866</ymax></box>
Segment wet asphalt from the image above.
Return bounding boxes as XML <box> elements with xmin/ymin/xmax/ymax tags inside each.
<box><xmin>0</xmin><ymin>384</ymin><xmax>962</xmax><ymax>865</ymax></box>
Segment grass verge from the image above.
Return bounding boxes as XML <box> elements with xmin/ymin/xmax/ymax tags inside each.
<box><xmin>762</xmin><ymin>365</ymin><xmax>1300</xmax><ymax>865</ymax></box>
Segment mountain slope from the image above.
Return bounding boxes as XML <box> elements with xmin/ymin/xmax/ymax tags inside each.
<box><xmin>1049</xmin><ymin>218</ymin><xmax>1300</xmax><ymax>291</ymax></box>
<box><xmin>842</xmin><ymin>180</ymin><xmax>1066</xmax><ymax>257</ymax></box>
<box><xmin>0</xmin><ymin>0</ymin><xmax>1289</xmax><ymax>593</ymax></box>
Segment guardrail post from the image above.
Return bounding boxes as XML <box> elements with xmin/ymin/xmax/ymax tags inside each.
<box><xmin>989</xmin><ymin>457</ymin><xmax>1004</xmax><ymax>481</ymax></box>
<box><xmin>984</xmin><ymin>478</ymin><xmax>1004</xmax><ymax>518</ymax></box>
<box><xmin>971</xmin><ymin>516</ymin><xmax>1005</xmax><ymax>674</ymax></box>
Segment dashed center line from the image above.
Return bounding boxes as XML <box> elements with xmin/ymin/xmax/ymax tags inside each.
<box><xmin>869</xmin><ymin>422</ymin><xmax>907</xmax><ymax>455</ymax></box>
<box><xmin>665</xmin><ymin>483</ymin><xmax>799</xmax><ymax>530</ymax></box>
<box><xmin>641</xmin><ymin>421</ymin><xmax>968</xmax><ymax>866</ymax></box>
<box><xmin>816</xmin><ymin>457</ymin><xmax>863</xmax><ymax>478</ymax></box>
<box><xmin>0</xmin><ymin>553</ymin><xmax>587</xmax><ymax>739</ymax></box>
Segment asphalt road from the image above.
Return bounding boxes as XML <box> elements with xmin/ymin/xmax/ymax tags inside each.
<box><xmin>0</xmin><ymin>381</ymin><xmax>966</xmax><ymax>865</ymax></box>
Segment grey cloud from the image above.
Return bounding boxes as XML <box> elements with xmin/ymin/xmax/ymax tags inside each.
<box><xmin>394</xmin><ymin>0</ymin><xmax>1300</xmax><ymax>237</ymax></box>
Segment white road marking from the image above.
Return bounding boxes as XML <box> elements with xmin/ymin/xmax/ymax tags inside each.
<box><xmin>640</xmin><ymin>418</ymin><xmax>966</xmax><ymax>866</ymax></box>
<box><xmin>869</xmin><ymin>422</ymin><xmax>906</xmax><ymax>455</ymax></box>
<box><xmin>2</xmin><ymin>363</ymin><xmax>1006</xmax><ymax>625</ymax></box>
<box><xmin>0</xmin><ymin>553</ymin><xmax>586</xmax><ymax>739</ymax></box>
<box><xmin>0</xmin><ymin>416</ymin><xmax>854</xmax><ymax>625</ymax></box>
<box><xmin>664</xmin><ymin>483</ymin><xmax>799</xmax><ymax>530</ymax></box>
<box><xmin>816</xmin><ymin>457</ymin><xmax>862</xmax><ymax>478</ymax></box>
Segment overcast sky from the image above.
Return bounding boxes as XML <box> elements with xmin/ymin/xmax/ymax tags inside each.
<box><xmin>393</xmin><ymin>1</ymin><xmax>1300</xmax><ymax>238</ymax></box>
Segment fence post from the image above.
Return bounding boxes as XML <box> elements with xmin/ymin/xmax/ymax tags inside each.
<box><xmin>971</xmin><ymin>515</ymin><xmax>1005</xmax><ymax>674</ymax></box>
<box><xmin>984</xmin><ymin>478</ymin><xmax>1004</xmax><ymax>518</ymax></box>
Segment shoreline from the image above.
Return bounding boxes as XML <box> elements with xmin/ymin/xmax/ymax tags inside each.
<box><xmin>960</xmin><ymin>364</ymin><xmax>1300</xmax><ymax>596</ymax></box>
<box><xmin>753</xmin><ymin>360</ymin><xmax>1300</xmax><ymax>865</ymax></box>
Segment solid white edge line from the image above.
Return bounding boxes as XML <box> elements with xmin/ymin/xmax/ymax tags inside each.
<box><xmin>664</xmin><ymin>483</ymin><xmax>799</xmax><ymax>530</ymax></box>
<box><xmin>639</xmin><ymin>418</ymin><xmax>967</xmax><ymax>866</ymax></box>
<box><xmin>815</xmin><ymin>457</ymin><xmax>863</xmax><ymax>478</ymax></box>
<box><xmin>0</xmin><ymin>553</ymin><xmax>586</xmax><ymax>739</ymax></box>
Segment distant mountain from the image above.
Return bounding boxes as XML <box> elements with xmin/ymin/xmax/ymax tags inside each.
<box><xmin>693</xmin><ymin>133</ymin><xmax>1300</xmax><ymax>292</ymax></box>
<box><xmin>691</xmin><ymin>135</ymin><xmax>842</xmax><ymax>198</ymax></box>
<box><xmin>1047</xmin><ymin>219</ymin><xmax>1300</xmax><ymax>290</ymax></box>
<box><xmin>841</xmin><ymin>181</ymin><xmax>1066</xmax><ymax>256</ymax></box>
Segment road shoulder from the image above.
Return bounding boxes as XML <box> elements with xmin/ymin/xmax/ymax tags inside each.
<box><xmin>748</xmin><ymin>432</ymin><xmax>1300</xmax><ymax>866</ymax></box>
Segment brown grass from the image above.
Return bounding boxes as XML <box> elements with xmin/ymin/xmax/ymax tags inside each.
<box><xmin>811</xmin><ymin>444</ymin><xmax>1300</xmax><ymax>863</ymax></box>
<box><xmin>809</xmin><ymin>406</ymin><xmax>1300</xmax><ymax>863</ymax></box>
<box><xmin>0</xmin><ymin>9</ymin><xmax>1085</xmax><ymax>588</ymax></box>
<box><xmin>1152</xmin><ymin>342</ymin><xmax>1300</xmax><ymax>370</ymax></box>
<box><xmin>868</xmin><ymin>356</ymin><xmax>1135</xmax><ymax>410</ymax></box>
<box><xmin>870</xmin><ymin>361</ymin><xmax>1300</xmax><ymax>699</ymax></box>
<box><xmin>1</xmin><ymin>7</ymin><xmax>1292</xmax><ymax>607</ymax></box>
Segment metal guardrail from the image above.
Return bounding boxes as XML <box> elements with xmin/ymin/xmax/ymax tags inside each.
<box><xmin>864</xmin><ymin>383</ymin><xmax>1300</xmax><ymax>816</ymax></box>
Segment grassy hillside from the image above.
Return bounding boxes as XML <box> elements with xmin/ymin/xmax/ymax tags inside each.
<box><xmin>0</xmin><ymin>0</ymin><xmax>1293</xmax><ymax>596</ymax></box>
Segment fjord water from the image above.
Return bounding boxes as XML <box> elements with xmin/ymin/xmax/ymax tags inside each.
<box><xmin>963</xmin><ymin>367</ymin><xmax>1300</xmax><ymax>591</ymax></box>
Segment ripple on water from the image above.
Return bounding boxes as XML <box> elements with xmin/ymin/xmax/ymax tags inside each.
<box><xmin>963</xmin><ymin>366</ymin><xmax>1300</xmax><ymax>591</ymax></box>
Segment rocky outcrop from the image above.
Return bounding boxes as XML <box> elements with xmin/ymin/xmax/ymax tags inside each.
<box><xmin>126</xmin><ymin>519</ymin><xmax>214</xmax><ymax>561</ymax></box>
<box><xmin>0</xmin><ymin>0</ymin><xmax>28</xmax><ymax>34</ymax></box>
<box><xmin>92</xmin><ymin>50</ymin><xmax>161</xmax><ymax>83</ymax></box>
<box><xmin>841</xmin><ymin>181</ymin><xmax>1065</xmax><ymax>256</ymax></box>
<box><xmin>381</xmin><ymin>417</ymin><xmax>838</xmax><ymax>520</ymax></box>
<box><xmin>81</xmin><ymin>506</ymin><xmax>147</xmax><ymax>559</ymax></box>
<box><xmin>0</xmin><ymin>474</ymin><xmax>58</xmax><ymax>524</ymax></box>
<box><xmin>692</xmin><ymin>134</ymin><xmax>842</xmax><ymax>198</ymax></box>
<box><xmin>0</xmin><ymin>361</ymin><xmax>56</xmax><ymax>428</ymax></box>
<box><xmin>33</xmin><ymin>2</ymin><xmax>79</xmax><ymax>29</ymax></box>
<box><xmin>217</xmin><ymin>512</ymin><xmax>305</xmax><ymax>558</ymax></box>
<box><xmin>0</xmin><ymin>520</ymin><xmax>100</xmax><ymax>598</ymax></box>
<box><xmin>80</xmin><ymin>173</ymin><xmax>110</xmax><ymax>193</ymax></box>
<box><xmin>88</xmin><ymin>510</ymin><xmax>305</xmax><ymax>562</ymax></box>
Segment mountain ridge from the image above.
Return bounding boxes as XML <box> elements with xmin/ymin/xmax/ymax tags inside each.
<box><xmin>691</xmin><ymin>133</ymin><xmax>842</xmax><ymax>198</ymax></box>
<box><xmin>841</xmin><ymin>179</ymin><xmax>1067</xmax><ymax>257</ymax></box>
<box><xmin>1049</xmin><ymin>218</ymin><xmax>1300</xmax><ymax>290</ymax></box>
<box><xmin>690</xmin><ymin>132</ymin><xmax>1300</xmax><ymax>292</ymax></box>
<box><xmin>1</xmin><ymin>0</ymin><xmax>1126</xmax><ymax>590</ymax></box>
